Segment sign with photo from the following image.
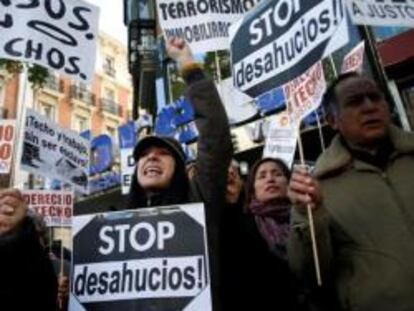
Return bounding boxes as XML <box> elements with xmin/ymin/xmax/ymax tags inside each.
<box><xmin>230</xmin><ymin>0</ymin><xmax>349</xmax><ymax>97</ymax></box>
<box><xmin>156</xmin><ymin>0</ymin><xmax>260</xmax><ymax>53</ymax></box>
<box><xmin>23</xmin><ymin>190</ymin><xmax>73</xmax><ymax>227</ymax></box>
<box><xmin>21</xmin><ymin>109</ymin><xmax>90</xmax><ymax>194</ymax></box>
<box><xmin>0</xmin><ymin>0</ymin><xmax>99</xmax><ymax>83</ymax></box>
<box><xmin>0</xmin><ymin>119</ymin><xmax>15</xmax><ymax>174</ymax></box>
<box><xmin>263</xmin><ymin>111</ymin><xmax>298</xmax><ymax>168</ymax></box>
<box><xmin>70</xmin><ymin>203</ymin><xmax>212</xmax><ymax>311</ymax></box>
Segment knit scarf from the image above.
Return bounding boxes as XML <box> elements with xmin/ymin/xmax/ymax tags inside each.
<box><xmin>248</xmin><ymin>199</ymin><xmax>291</xmax><ymax>260</ymax></box>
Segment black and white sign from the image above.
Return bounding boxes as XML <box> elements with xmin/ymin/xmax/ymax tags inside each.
<box><xmin>347</xmin><ymin>0</ymin><xmax>414</xmax><ymax>27</ymax></box>
<box><xmin>156</xmin><ymin>0</ymin><xmax>260</xmax><ymax>53</ymax></box>
<box><xmin>21</xmin><ymin>109</ymin><xmax>90</xmax><ymax>193</ymax></box>
<box><xmin>0</xmin><ymin>0</ymin><xmax>99</xmax><ymax>83</ymax></box>
<box><xmin>70</xmin><ymin>203</ymin><xmax>211</xmax><ymax>311</ymax></box>
<box><xmin>230</xmin><ymin>0</ymin><xmax>349</xmax><ymax>97</ymax></box>
<box><xmin>120</xmin><ymin>148</ymin><xmax>135</xmax><ymax>195</ymax></box>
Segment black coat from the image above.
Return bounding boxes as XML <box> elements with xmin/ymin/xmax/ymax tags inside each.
<box><xmin>221</xmin><ymin>197</ymin><xmax>297</xmax><ymax>310</ymax></box>
<box><xmin>127</xmin><ymin>75</ymin><xmax>233</xmax><ymax>311</ymax></box>
<box><xmin>0</xmin><ymin>217</ymin><xmax>57</xmax><ymax>310</ymax></box>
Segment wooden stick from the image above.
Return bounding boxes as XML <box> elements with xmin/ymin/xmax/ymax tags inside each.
<box><xmin>297</xmin><ymin>127</ymin><xmax>322</xmax><ymax>286</ymax></box>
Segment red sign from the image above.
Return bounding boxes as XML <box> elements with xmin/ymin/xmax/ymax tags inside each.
<box><xmin>22</xmin><ymin>190</ymin><xmax>73</xmax><ymax>227</ymax></box>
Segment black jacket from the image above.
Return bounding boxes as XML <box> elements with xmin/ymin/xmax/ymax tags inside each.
<box><xmin>221</xmin><ymin>195</ymin><xmax>298</xmax><ymax>310</ymax></box>
<box><xmin>0</xmin><ymin>217</ymin><xmax>57</xmax><ymax>310</ymax></box>
<box><xmin>127</xmin><ymin>74</ymin><xmax>232</xmax><ymax>311</ymax></box>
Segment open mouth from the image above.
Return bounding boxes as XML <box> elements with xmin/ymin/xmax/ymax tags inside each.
<box><xmin>144</xmin><ymin>167</ymin><xmax>162</xmax><ymax>177</ymax></box>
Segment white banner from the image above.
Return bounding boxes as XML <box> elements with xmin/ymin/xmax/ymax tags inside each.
<box><xmin>0</xmin><ymin>119</ymin><xmax>15</xmax><ymax>174</ymax></box>
<box><xmin>156</xmin><ymin>0</ymin><xmax>260</xmax><ymax>53</ymax></box>
<box><xmin>284</xmin><ymin>61</ymin><xmax>326</xmax><ymax>122</ymax></box>
<box><xmin>230</xmin><ymin>0</ymin><xmax>348</xmax><ymax>97</ymax></box>
<box><xmin>23</xmin><ymin>190</ymin><xmax>73</xmax><ymax>227</ymax></box>
<box><xmin>120</xmin><ymin>148</ymin><xmax>135</xmax><ymax>195</ymax></box>
<box><xmin>341</xmin><ymin>41</ymin><xmax>365</xmax><ymax>74</ymax></box>
<box><xmin>21</xmin><ymin>109</ymin><xmax>90</xmax><ymax>194</ymax></box>
<box><xmin>263</xmin><ymin>111</ymin><xmax>298</xmax><ymax>168</ymax></box>
<box><xmin>347</xmin><ymin>0</ymin><xmax>414</xmax><ymax>27</ymax></box>
<box><xmin>0</xmin><ymin>0</ymin><xmax>99</xmax><ymax>83</ymax></box>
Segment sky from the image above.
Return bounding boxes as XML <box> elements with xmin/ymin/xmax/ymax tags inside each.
<box><xmin>88</xmin><ymin>0</ymin><xmax>127</xmax><ymax>45</ymax></box>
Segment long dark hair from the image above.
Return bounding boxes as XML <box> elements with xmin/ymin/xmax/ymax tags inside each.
<box><xmin>244</xmin><ymin>158</ymin><xmax>291</xmax><ymax>209</ymax></box>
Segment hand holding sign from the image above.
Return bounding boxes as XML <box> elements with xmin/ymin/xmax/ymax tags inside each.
<box><xmin>0</xmin><ymin>188</ymin><xmax>27</xmax><ymax>235</ymax></box>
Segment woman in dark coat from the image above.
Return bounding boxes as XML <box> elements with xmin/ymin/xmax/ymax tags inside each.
<box><xmin>221</xmin><ymin>158</ymin><xmax>298</xmax><ymax>310</ymax></box>
<box><xmin>126</xmin><ymin>37</ymin><xmax>232</xmax><ymax>311</ymax></box>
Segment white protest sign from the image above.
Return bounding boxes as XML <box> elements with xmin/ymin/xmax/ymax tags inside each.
<box><xmin>21</xmin><ymin>109</ymin><xmax>90</xmax><ymax>194</ymax></box>
<box><xmin>263</xmin><ymin>111</ymin><xmax>298</xmax><ymax>168</ymax></box>
<box><xmin>156</xmin><ymin>0</ymin><xmax>260</xmax><ymax>53</ymax></box>
<box><xmin>347</xmin><ymin>0</ymin><xmax>414</xmax><ymax>27</ymax></box>
<box><xmin>284</xmin><ymin>61</ymin><xmax>326</xmax><ymax>122</ymax></box>
<box><xmin>0</xmin><ymin>119</ymin><xmax>15</xmax><ymax>174</ymax></box>
<box><xmin>341</xmin><ymin>41</ymin><xmax>365</xmax><ymax>74</ymax></box>
<box><xmin>0</xmin><ymin>0</ymin><xmax>99</xmax><ymax>83</ymax></box>
<box><xmin>71</xmin><ymin>203</ymin><xmax>212</xmax><ymax>311</ymax></box>
<box><xmin>22</xmin><ymin>190</ymin><xmax>73</xmax><ymax>227</ymax></box>
<box><xmin>120</xmin><ymin>148</ymin><xmax>135</xmax><ymax>195</ymax></box>
<box><xmin>230</xmin><ymin>0</ymin><xmax>349</xmax><ymax>98</ymax></box>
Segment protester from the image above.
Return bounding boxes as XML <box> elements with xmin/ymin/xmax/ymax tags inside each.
<box><xmin>0</xmin><ymin>188</ymin><xmax>57</xmax><ymax>310</ymax></box>
<box><xmin>220</xmin><ymin>157</ymin><xmax>297</xmax><ymax>309</ymax></box>
<box><xmin>127</xmin><ymin>37</ymin><xmax>232</xmax><ymax>311</ymax></box>
<box><xmin>288</xmin><ymin>72</ymin><xmax>414</xmax><ymax>311</ymax></box>
<box><xmin>29</xmin><ymin>211</ymin><xmax>70</xmax><ymax>311</ymax></box>
<box><xmin>245</xmin><ymin>158</ymin><xmax>291</xmax><ymax>259</ymax></box>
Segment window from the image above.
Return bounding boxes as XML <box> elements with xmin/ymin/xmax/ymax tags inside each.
<box><xmin>74</xmin><ymin>115</ymin><xmax>89</xmax><ymax>133</ymax></box>
<box><xmin>103</xmin><ymin>56</ymin><xmax>116</xmax><ymax>77</ymax></box>
<box><xmin>39</xmin><ymin>102</ymin><xmax>56</xmax><ymax>121</ymax></box>
<box><xmin>104</xmin><ymin>88</ymin><xmax>115</xmax><ymax>101</ymax></box>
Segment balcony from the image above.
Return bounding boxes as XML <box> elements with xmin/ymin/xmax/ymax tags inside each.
<box><xmin>103</xmin><ymin>64</ymin><xmax>116</xmax><ymax>77</ymax></box>
<box><xmin>100</xmin><ymin>98</ymin><xmax>119</xmax><ymax>116</ymax></box>
<box><xmin>70</xmin><ymin>85</ymin><xmax>95</xmax><ymax>106</ymax></box>
<box><xmin>43</xmin><ymin>76</ymin><xmax>62</xmax><ymax>92</ymax></box>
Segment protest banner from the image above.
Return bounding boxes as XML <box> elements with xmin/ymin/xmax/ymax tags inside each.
<box><xmin>284</xmin><ymin>61</ymin><xmax>327</xmax><ymax>122</ymax></box>
<box><xmin>70</xmin><ymin>203</ymin><xmax>211</xmax><ymax>311</ymax></box>
<box><xmin>22</xmin><ymin>190</ymin><xmax>73</xmax><ymax>227</ymax></box>
<box><xmin>263</xmin><ymin>111</ymin><xmax>298</xmax><ymax>168</ymax></box>
<box><xmin>0</xmin><ymin>119</ymin><xmax>15</xmax><ymax>174</ymax></box>
<box><xmin>230</xmin><ymin>0</ymin><xmax>349</xmax><ymax>98</ymax></box>
<box><xmin>118</xmin><ymin>122</ymin><xmax>137</xmax><ymax>195</ymax></box>
<box><xmin>341</xmin><ymin>41</ymin><xmax>365</xmax><ymax>74</ymax></box>
<box><xmin>21</xmin><ymin>109</ymin><xmax>90</xmax><ymax>193</ymax></box>
<box><xmin>156</xmin><ymin>0</ymin><xmax>260</xmax><ymax>53</ymax></box>
<box><xmin>0</xmin><ymin>0</ymin><xmax>99</xmax><ymax>83</ymax></box>
<box><xmin>347</xmin><ymin>0</ymin><xmax>414</xmax><ymax>27</ymax></box>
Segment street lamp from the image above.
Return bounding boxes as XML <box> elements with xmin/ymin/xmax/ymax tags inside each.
<box><xmin>124</xmin><ymin>0</ymin><xmax>158</xmax><ymax>119</ymax></box>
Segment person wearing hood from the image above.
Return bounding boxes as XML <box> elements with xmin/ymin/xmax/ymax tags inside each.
<box><xmin>126</xmin><ymin>37</ymin><xmax>232</xmax><ymax>311</ymax></box>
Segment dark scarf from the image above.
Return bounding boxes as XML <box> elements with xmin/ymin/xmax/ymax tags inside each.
<box><xmin>248</xmin><ymin>199</ymin><xmax>291</xmax><ymax>260</ymax></box>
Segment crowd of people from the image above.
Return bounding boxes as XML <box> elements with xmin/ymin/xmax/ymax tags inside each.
<box><xmin>1</xmin><ymin>37</ymin><xmax>414</xmax><ymax>311</ymax></box>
